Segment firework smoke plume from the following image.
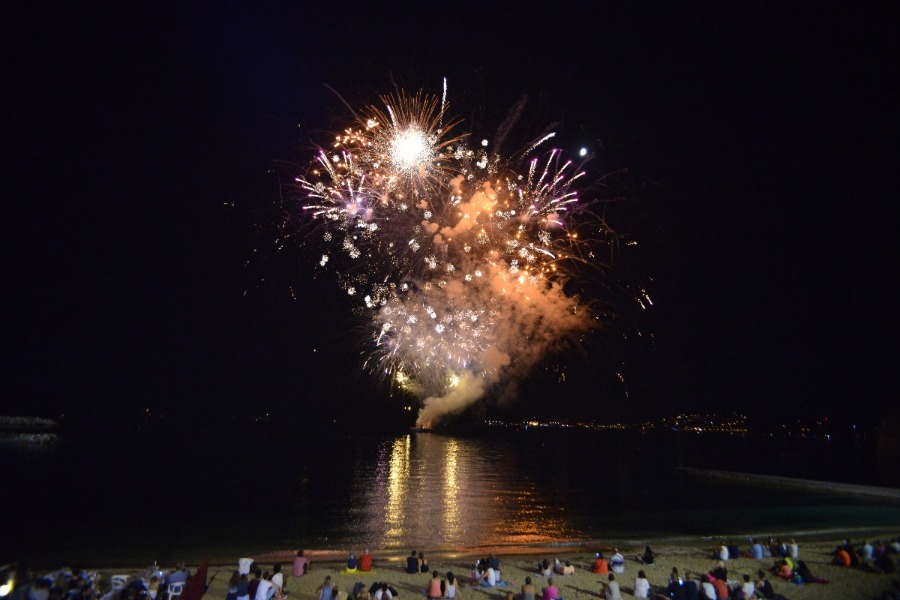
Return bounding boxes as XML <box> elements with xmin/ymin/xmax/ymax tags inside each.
<box><xmin>293</xmin><ymin>84</ymin><xmax>620</xmax><ymax>425</ymax></box>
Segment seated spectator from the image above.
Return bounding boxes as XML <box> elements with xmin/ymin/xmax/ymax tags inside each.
<box><xmin>372</xmin><ymin>583</ymin><xmax>395</xmax><ymax>600</ymax></box>
<box><xmin>406</xmin><ymin>551</ymin><xmax>419</xmax><ymax>575</ymax></box>
<box><xmin>755</xmin><ymin>570</ymin><xmax>774</xmax><ymax>600</ymax></box>
<box><xmin>774</xmin><ymin>559</ymin><xmax>793</xmax><ymax>580</ymax></box>
<box><xmin>520</xmin><ymin>577</ymin><xmax>536</xmax><ymax>600</ymax></box>
<box><xmin>682</xmin><ymin>571</ymin><xmax>700</xmax><ymax>600</ymax></box>
<box><xmin>346</xmin><ymin>554</ymin><xmax>357</xmax><ymax>573</ymax></box>
<box><xmin>444</xmin><ymin>572</ymin><xmax>460</xmax><ymax>599</ymax></box>
<box><xmin>225</xmin><ymin>570</ymin><xmax>241</xmax><ymax>600</ymax></box>
<box><xmin>164</xmin><ymin>564</ymin><xmax>189</xmax><ymax>587</ymax></box>
<box><xmin>712</xmin><ymin>575</ymin><xmax>729</xmax><ymax>600</ymax></box>
<box><xmin>239</xmin><ymin>560</ymin><xmax>257</xmax><ymax>578</ymax></box>
<box><xmin>424</xmin><ymin>571</ymin><xmax>442</xmax><ymax>600</ymax></box>
<box><xmin>740</xmin><ymin>574</ymin><xmax>755</xmax><ymax>598</ymax></box>
<box><xmin>315</xmin><ymin>576</ymin><xmax>332</xmax><ymax>600</ymax></box>
<box><xmin>541</xmin><ymin>577</ymin><xmax>559</xmax><ymax>600</ymax></box>
<box><xmin>593</xmin><ymin>553</ymin><xmax>609</xmax><ymax>574</ymax></box>
<box><xmin>488</xmin><ymin>553</ymin><xmax>502</xmax><ymax>572</ymax></box>
<box><xmin>712</xmin><ymin>561</ymin><xmax>727</xmax><ymax>582</ymax></box>
<box><xmin>637</xmin><ymin>546</ymin><xmax>655</xmax><ymax>565</ymax></box>
<box><xmin>248</xmin><ymin>572</ymin><xmax>262</xmax><ymax>599</ymax></box>
<box><xmin>715</xmin><ymin>545</ymin><xmax>729</xmax><ymax>561</ymax></box>
<box><xmin>727</xmin><ymin>543</ymin><xmax>740</xmax><ymax>562</ymax></box>
<box><xmin>477</xmin><ymin>564</ymin><xmax>498</xmax><ymax>587</ymax></box>
<box><xmin>359</xmin><ymin>550</ymin><xmax>373</xmax><ymax>572</ymax></box>
<box><xmin>601</xmin><ymin>573</ymin><xmax>623</xmax><ymax>600</ymax></box>
<box><xmin>537</xmin><ymin>560</ymin><xmax>552</xmax><ymax>578</ymax></box>
<box><xmin>834</xmin><ymin>547</ymin><xmax>852</xmax><ymax>567</ymax></box>
<box><xmin>748</xmin><ymin>539</ymin><xmax>764</xmax><ymax>560</ymax></box>
<box><xmin>254</xmin><ymin>572</ymin><xmax>276</xmax><ymax>600</ymax></box>
<box><xmin>292</xmin><ymin>551</ymin><xmax>309</xmax><ymax>578</ymax></box>
<box><xmin>351</xmin><ymin>582</ymin><xmax>369</xmax><ymax>600</ymax></box>
<box><xmin>610</xmin><ymin>549</ymin><xmax>625</xmax><ymax>574</ymax></box>
<box><xmin>236</xmin><ymin>574</ymin><xmax>250</xmax><ymax>600</ymax></box>
<box><xmin>271</xmin><ymin>565</ymin><xmax>284</xmax><ymax>595</ymax></box>
<box><xmin>633</xmin><ymin>570</ymin><xmax>651</xmax><ymax>599</ymax></box>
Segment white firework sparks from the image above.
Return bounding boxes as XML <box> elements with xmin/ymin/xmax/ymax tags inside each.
<box><xmin>294</xmin><ymin>84</ymin><xmax>614</xmax><ymax>425</ymax></box>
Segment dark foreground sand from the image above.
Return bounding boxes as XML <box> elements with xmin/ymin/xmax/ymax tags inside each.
<box><xmin>80</xmin><ymin>535</ymin><xmax>900</xmax><ymax>600</ymax></box>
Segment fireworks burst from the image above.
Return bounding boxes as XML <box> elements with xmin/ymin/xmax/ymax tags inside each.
<box><xmin>292</xmin><ymin>83</ymin><xmax>631</xmax><ymax>425</ymax></box>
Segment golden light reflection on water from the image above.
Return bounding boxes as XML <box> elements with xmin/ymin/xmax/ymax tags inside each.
<box><xmin>384</xmin><ymin>436</ymin><xmax>411</xmax><ymax>540</ymax></box>
<box><xmin>362</xmin><ymin>434</ymin><xmax>574</xmax><ymax>549</ymax></box>
<box><xmin>442</xmin><ymin>438</ymin><xmax>459</xmax><ymax>533</ymax></box>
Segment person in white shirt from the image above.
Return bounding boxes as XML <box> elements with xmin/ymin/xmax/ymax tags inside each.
<box><xmin>478</xmin><ymin>566</ymin><xmax>498</xmax><ymax>587</ymax></box>
<box><xmin>718</xmin><ymin>544</ymin><xmax>729</xmax><ymax>561</ymax></box>
<box><xmin>633</xmin><ymin>570</ymin><xmax>650</xmax><ymax>599</ymax></box>
<box><xmin>238</xmin><ymin>559</ymin><xmax>256</xmax><ymax>577</ymax></box>
<box><xmin>255</xmin><ymin>573</ymin><xmax>275</xmax><ymax>600</ymax></box>
<box><xmin>610</xmin><ymin>549</ymin><xmax>625</xmax><ymax>574</ymax></box>
<box><xmin>600</xmin><ymin>574</ymin><xmax>622</xmax><ymax>600</ymax></box>
<box><xmin>741</xmin><ymin>574</ymin><xmax>756</xmax><ymax>598</ymax></box>
<box><xmin>270</xmin><ymin>565</ymin><xmax>284</xmax><ymax>595</ymax></box>
<box><xmin>373</xmin><ymin>583</ymin><xmax>392</xmax><ymax>600</ymax></box>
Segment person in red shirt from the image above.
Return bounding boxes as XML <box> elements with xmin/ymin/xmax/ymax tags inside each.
<box><xmin>835</xmin><ymin>548</ymin><xmax>851</xmax><ymax>567</ymax></box>
<box><xmin>713</xmin><ymin>576</ymin><xmax>730</xmax><ymax>599</ymax></box>
<box><xmin>360</xmin><ymin>549</ymin><xmax>373</xmax><ymax>572</ymax></box>
<box><xmin>592</xmin><ymin>553</ymin><xmax>609</xmax><ymax>574</ymax></box>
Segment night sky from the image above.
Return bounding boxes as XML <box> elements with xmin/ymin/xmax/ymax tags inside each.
<box><xmin>4</xmin><ymin>3</ymin><xmax>895</xmax><ymax>429</ymax></box>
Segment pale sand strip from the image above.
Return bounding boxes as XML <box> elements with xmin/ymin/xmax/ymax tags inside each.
<box><xmin>84</xmin><ymin>537</ymin><xmax>898</xmax><ymax>600</ymax></box>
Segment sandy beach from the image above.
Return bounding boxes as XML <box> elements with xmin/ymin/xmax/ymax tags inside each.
<box><xmin>54</xmin><ymin>534</ymin><xmax>899</xmax><ymax>600</ymax></box>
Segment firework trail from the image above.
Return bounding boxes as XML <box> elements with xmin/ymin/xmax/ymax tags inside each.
<box><xmin>294</xmin><ymin>84</ymin><xmax>624</xmax><ymax>425</ymax></box>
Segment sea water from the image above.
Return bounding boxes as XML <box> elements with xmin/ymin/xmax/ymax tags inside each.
<box><xmin>3</xmin><ymin>425</ymin><xmax>897</xmax><ymax>567</ymax></box>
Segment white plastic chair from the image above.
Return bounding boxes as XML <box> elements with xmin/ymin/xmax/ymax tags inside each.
<box><xmin>111</xmin><ymin>576</ymin><xmax>129</xmax><ymax>591</ymax></box>
<box><xmin>167</xmin><ymin>582</ymin><xmax>185</xmax><ymax>600</ymax></box>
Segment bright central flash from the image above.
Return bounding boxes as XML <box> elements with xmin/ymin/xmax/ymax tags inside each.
<box><xmin>449</xmin><ymin>374</ymin><xmax>460</xmax><ymax>387</ymax></box>
<box><xmin>391</xmin><ymin>127</ymin><xmax>431</xmax><ymax>172</ymax></box>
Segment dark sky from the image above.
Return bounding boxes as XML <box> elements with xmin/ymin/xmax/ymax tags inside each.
<box><xmin>3</xmin><ymin>2</ymin><xmax>896</xmax><ymax>428</ymax></box>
